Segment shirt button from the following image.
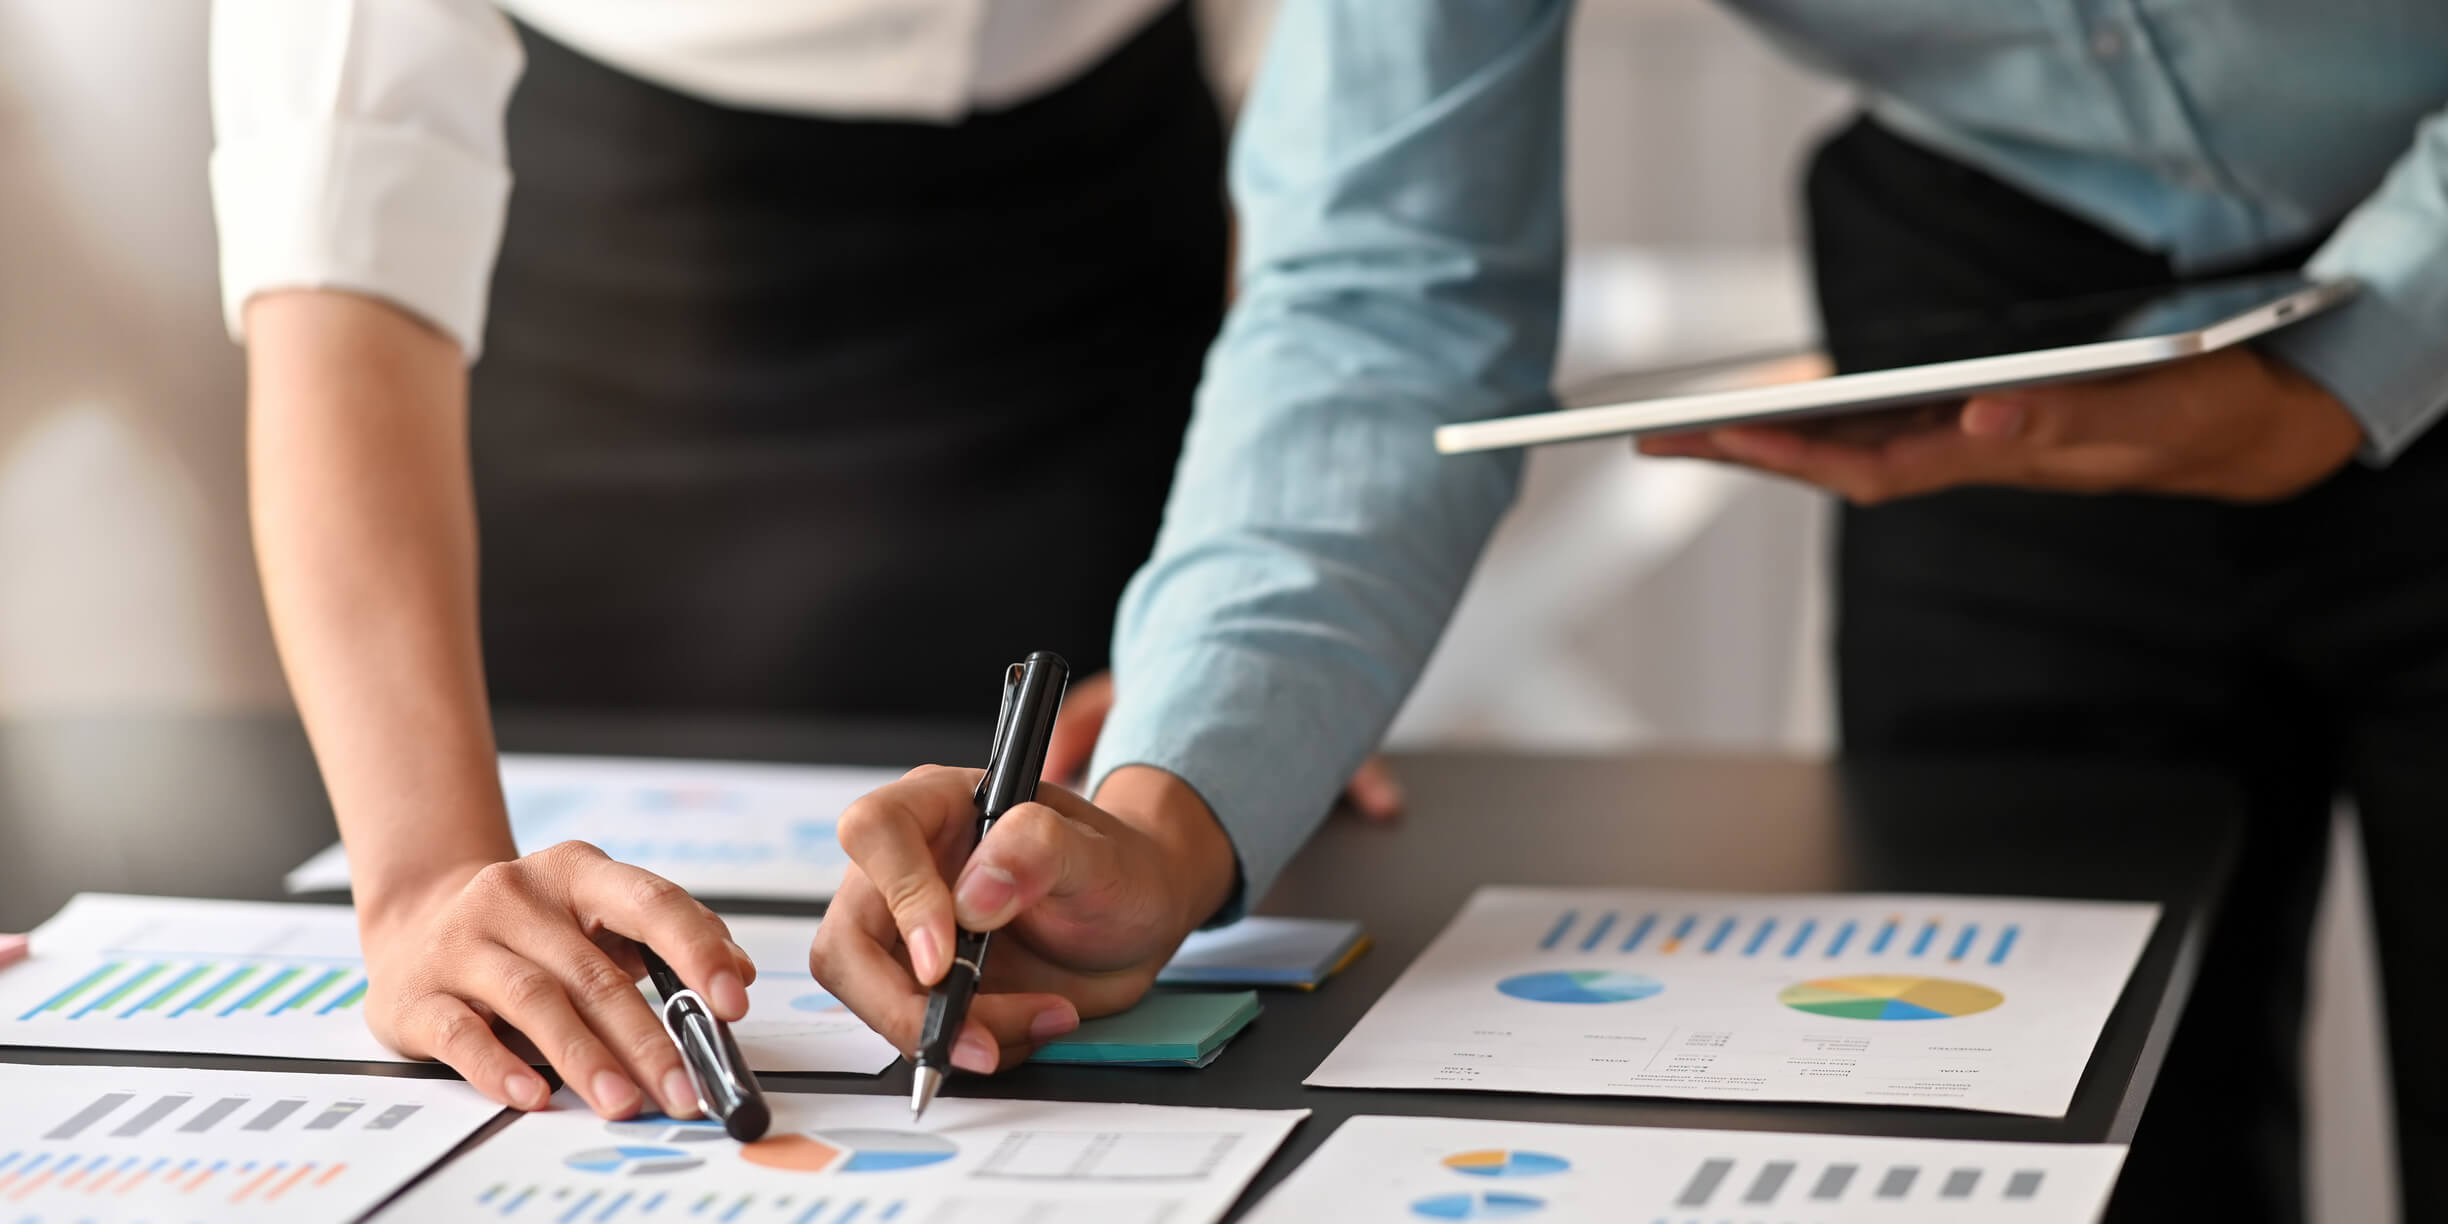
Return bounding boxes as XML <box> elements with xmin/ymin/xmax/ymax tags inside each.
<box><xmin>2090</xmin><ymin>26</ymin><xmax>2124</xmax><ymax>58</ymax></box>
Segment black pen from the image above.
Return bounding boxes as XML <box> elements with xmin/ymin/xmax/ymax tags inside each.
<box><xmin>911</xmin><ymin>649</ymin><xmax>1069</xmax><ymax>1120</ymax></box>
<box><xmin>641</xmin><ymin>944</ymin><xmax>769</xmax><ymax>1141</ymax></box>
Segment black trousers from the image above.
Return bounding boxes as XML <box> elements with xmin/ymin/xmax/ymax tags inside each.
<box><xmin>468</xmin><ymin>7</ymin><xmax>1225</xmax><ymax>718</ymax></box>
<box><xmin>1813</xmin><ymin>117</ymin><xmax>2448</xmax><ymax>1221</ymax></box>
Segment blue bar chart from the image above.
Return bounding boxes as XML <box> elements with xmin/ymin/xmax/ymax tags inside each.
<box><xmin>1533</xmin><ymin>907</ymin><xmax>2022</xmax><ymax>966</ymax></box>
<box><xmin>0</xmin><ymin>894</ymin><xmax>401</xmax><ymax>1063</ymax></box>
<box><xmin>15</xmin><ymin>954</ymin><xmax>367</xmax><ymax>1024</ymax></box>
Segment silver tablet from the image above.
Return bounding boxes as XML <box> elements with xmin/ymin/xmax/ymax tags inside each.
<box><xmin>1435</xmin><ymin>273</ymin><xmax>2355</xmax><ymax>454</ymax></box>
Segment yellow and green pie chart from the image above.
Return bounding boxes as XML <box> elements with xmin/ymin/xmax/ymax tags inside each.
<box><xmin>1778</xmin><ymin>975</ymin><xmax>2003</xmax><ymax>1021</ymax></box>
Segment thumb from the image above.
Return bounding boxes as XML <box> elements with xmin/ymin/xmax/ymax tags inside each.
<box><xmin>1043</xmin><ymin>670</ymin><xmax>1114</xmax><ymax>785</ymax></box>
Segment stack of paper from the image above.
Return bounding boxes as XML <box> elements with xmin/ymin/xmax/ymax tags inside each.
<box><xmin>1157</xmin><ymin>918</ymin><xmax>1369</xmax><ymax>989</ymax></box>
<box><xmin>1032</xmin><ymin>992</ymin><xmax>1262</xmax><ymax>1068</ymax></box>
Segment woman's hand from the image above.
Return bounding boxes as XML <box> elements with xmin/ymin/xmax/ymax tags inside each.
<box><xmin>358</xmin><ymin>842</ymin><xmax>756</xmax><ymax>1119</ymax></box>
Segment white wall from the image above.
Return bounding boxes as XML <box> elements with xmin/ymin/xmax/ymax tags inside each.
<box><xmin>0</xmin><ymin>1</ymin><xmax>283</xmax><ymax>712</ymax></box>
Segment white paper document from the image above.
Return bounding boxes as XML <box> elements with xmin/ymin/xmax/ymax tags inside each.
<box><xmin>286</xmin><ymin>754</ymin><xmax>903</xmax><ymax>899</ymax></box>
<box><xmin>0</xmin><ymin>895</ymin><xmax>895</xmax><ymax>1074</ymax></box>
<box><xmin>0</xmin><ymin>1061</ymin><xmax>501</xmax><ymax>1224</ymax></box>
<box><xmin>1243</xmin><ymin>1114</ymin><xmax>2127</xmax><ymax>1223</ymax></box>
<box><xmin>0</xmin><ymin>894</ymin><xmax>400</xmax><ymax>1063</ymax></box>
<box><xmin>380</xmin><ymin>1089</ymin><xmax>1307</xmax><ymax>1224</ymax></box>
<box><xmin>1309</xmin><ymin>886</ymin><xmax>2160</xmax><ymax>1117</ymax></box>
<box><xmin>718</xmin><ymin>915</ymin><xmax>900</xmax><ymax>1075</ymax></box>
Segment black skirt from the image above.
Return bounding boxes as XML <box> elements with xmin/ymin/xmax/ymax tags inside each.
<box><xmin>469</xmin><ymin>6</ymin><xmax>1226</xmax><ymax>718</ymax></box>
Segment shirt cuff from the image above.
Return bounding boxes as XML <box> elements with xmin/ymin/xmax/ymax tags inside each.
<box><xmin>210</xmin><ymin>119</ymin><xmax>511</xmax><ymax>360</ymax></box>
<box><xmin>1087</xmin><ymin>642</ymin><xmax>1369</xmax><ymax>927</ymax></box>
<box><xmin>2258</xmin><ymin>281</ymin><xmax>2448</xmax><ymax>464</ymax></box>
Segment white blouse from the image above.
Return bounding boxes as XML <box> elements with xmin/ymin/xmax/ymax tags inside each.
<box><xmin>207</xmin><ymin>0</ymin><xmax>1173</xmax><ymax>359</ymax></box>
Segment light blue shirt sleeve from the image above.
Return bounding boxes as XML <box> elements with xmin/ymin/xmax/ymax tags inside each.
<box><xmin>2260</xmin><ymin>106</ymin><xmax>2448</xmax><ymax>462</ymax></box>
<box><xmin>1084</xmin><ymin>2</ymin><xmax>1568</xmax><ymax>919</ymax></box>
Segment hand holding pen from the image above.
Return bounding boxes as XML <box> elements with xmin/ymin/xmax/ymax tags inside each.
<box><xmin>805</xmin><ymin>656</ymin><xmax>1243</xmax><ymax>1110</ymax></box>
<box><xmin>912</xmin><ymin>651</ymin><xmax>1071</xmax><ymax>1119</ymax></box>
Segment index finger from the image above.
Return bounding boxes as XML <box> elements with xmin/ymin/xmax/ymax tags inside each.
<box><xmin>564</xmin><ymin>860</ymin><xmax>753</xmax><ymax>1020</ymax></box>
<box><xmin>835</xmin><ymin>766</ymin><xmax>983</xmax><ymax>986</ymax></box>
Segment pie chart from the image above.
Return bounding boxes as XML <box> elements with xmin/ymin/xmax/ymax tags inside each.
<box><xmin>563</xmin><ymin>1145</ymin><xmax>703</xmax><ymax>1176</ymax></box>
<box><xmin>1444</xmin><ymin>1149</ymin><xmax>1570</xmax><ymax>1178</ymax></box>
<box><xmin>1496</xmin><ymin>970</ymin><xmax>1663</xmax><ymax>1005</ymax></box>
<box><xmin>1779</xmin><ymin>975</ymin><xmax>2004</xmax><ymax>1021</ymax></box>
<box><xmin>1411</xmin><ymin>1191</ymin><xmax>1545</xmax><ymax>1219</ymax></box>
<box><xmin>742</xmin><ymin>1128</ymin><xmax>958</xmax><ymax>1174</ymax></box>
<box><xmin>790</xmin><ymin>990</ymin><xmax>847</xmax><ymax>1013</ymax></box>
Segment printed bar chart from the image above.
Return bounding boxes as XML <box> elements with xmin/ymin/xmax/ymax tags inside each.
<box><xmin>15</xmin><ymin>958</ymin><xmax>368</xmax><ymax>1025</ymax></box>
<box><xmin>38</xmin><ymin>1090</ymin><xmax>408</xmax><ymax>1141</ymax></box>
<box><xmin>476</xmin><ymin>1185</ymin><xmax>909</xmax><ymax>1222</ymax></box>
<box><xmin>2</xmin><ymin>1062</ymin><xmax>502</xmax><ymax>1224</ymax></box>
<box><xmin>1533</xmin><ymin>907</ymin><xmax>2023</xmax><ymax>965</ymax></box>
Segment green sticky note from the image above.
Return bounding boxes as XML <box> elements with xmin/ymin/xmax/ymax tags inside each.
<box><xmin>1030</xmin><ymin>990</ymin><xmax>1261</xmax><ymax>1066</ymax></box>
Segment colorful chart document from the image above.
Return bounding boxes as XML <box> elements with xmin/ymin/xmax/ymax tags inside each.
<box><xmin>0</xmin><ymin>894</ymin><xmax>397</xmax><ymax>1062</ymax></box>
<box><xmin>381</xmin><ymin>1089</ymin><xmax>1306</xmax><ymax>1224</ymax></box>
<box><xmin>717</xmin><ymin>916</ymin><xmax>900</xmax><ymax>1075</ymax></box>
<box><xmin>0</xmin><ymin>895</ymin><xmax>894</xmax><ymax>1074</ymax></box>
<box><xmin>0</xmin><ymin>1062</ymin><xmax>501</xmax><ymax>1224</ymax></box>
<box><xmin>286</xmin><ymin>754</ymin><xmax>903</xmax><ymax>899</ymax></box>
<box><xmin>1242</xmin><ymin>1115</ymin><xmax>2127</xmax><ymax>1223</ymax></box>
<box><xmin>1308</xmin><ymin>886</ymin><xmax>2159</xmax><ymax>1117</ymax></box>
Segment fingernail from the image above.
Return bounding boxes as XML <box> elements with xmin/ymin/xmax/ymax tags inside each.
<box><xmin>592</xmin><ymin>1071</ymin><xmax>640</xmax><ymax>1117</ymax></box>
<box><xmin>1962</xmin><ymin>398</ymin><xmax>2025</xmax><ymax>439</ymax></box>
<box><xmin>909</xmin><ymin>928</ymin><xmax>943</xmax><ymax>984</ymax></box>
<box><xmin>955</xmin><ymin>864</ymin><xmax>1018</xmax><ymax>926</ymax></box>
<box><xmin>952</xmin><ymin>1032</ymin><xmax>999</xmax><ymax>1074</ymax></box>
<box><xmin>709</xmin><ymin>970</ymin><xmax>749</xmax><ymax>1020</ymax></box>
<box><xmin>505</xmin><ymin>1070</ymin><xmax>548</xmax><ymax>1110</ymax></box>
<box><xmin>1029</xmin><ymin>1007</ymin><xmax>1078</xmax><ymax>1042</ymax></box>
<box><xmin>662</xmin><ymin>1069</ymin><xmax>702</xmax><ymax>1119</ymax></box>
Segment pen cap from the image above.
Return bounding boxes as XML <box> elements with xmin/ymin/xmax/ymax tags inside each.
<box><xmin>977</xmin><ymin>651</ymin><xmax>1068</xmax><ymax>817</ymax></box>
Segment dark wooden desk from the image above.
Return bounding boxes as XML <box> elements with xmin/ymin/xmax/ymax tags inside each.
<box><xmin>0</xmin><ymin>712</ymin><xmax>2238</xmax><ymax>1219</ymax></box>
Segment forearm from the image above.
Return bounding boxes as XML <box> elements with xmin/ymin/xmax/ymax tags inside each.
<box><xmin>1088</xmin><ymin>1</ymin><xmax>1568</xmax><ymax>916</ymax></box>
<box><xmin>245</xmin><ymin>289</ymin><xmax>510</xmax><ymax>920</ymax></box>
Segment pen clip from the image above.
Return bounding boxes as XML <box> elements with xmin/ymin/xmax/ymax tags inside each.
<box><xmin>657</xmin><ymin>987</ymin><xmax>755</xmax><ymax>1120</ymax></box>
<box><xmin>974</xmin><ymin>661</ymin><xmax>1024</xmax><ymax>809</ymax></box>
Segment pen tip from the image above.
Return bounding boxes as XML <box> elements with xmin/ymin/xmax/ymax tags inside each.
<box><xmin>909</xmin><ymin>1066</ymin><xmax>941</xmax><ymax>1122</ymax></box>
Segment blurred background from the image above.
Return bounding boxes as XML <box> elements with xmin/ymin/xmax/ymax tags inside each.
<box><xmin>0</xmin><ymin>3</ymin><xmax>2392</xmax><ymax>1218</ymax></box>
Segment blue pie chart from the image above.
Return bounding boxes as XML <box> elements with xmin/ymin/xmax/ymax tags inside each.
<box><xmin>1411</xmin><ymin>1191</ymin><xmax>1545</xmax><ymax>1219</ymax></box>
<box><xmin>1496</xmin><ymin>970</ymin><xmax>1663</xmax><ymax>1005</ymax></box>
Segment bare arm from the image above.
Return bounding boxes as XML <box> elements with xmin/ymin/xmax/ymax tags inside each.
<box><xmin>245</xmin><ymin>289</ymin><xmax>508</xmax><ymax>903</ymax></box>
<box><xmin>244</xmin><ymin>290</ymin><xmax>751</xmax><ymax>1118</ymax></box>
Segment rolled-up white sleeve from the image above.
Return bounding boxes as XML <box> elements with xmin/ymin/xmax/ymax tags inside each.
<box><xmin>209</xmin><ymin>0</ymin><xmax>523</xmax><ymax>359</ymax></box>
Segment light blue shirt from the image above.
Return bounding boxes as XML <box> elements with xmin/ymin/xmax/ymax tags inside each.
<box><xmin>1086</xmin><ymin>0</ymin><xmax>2448</xmax><ymax>916</ymax></box>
